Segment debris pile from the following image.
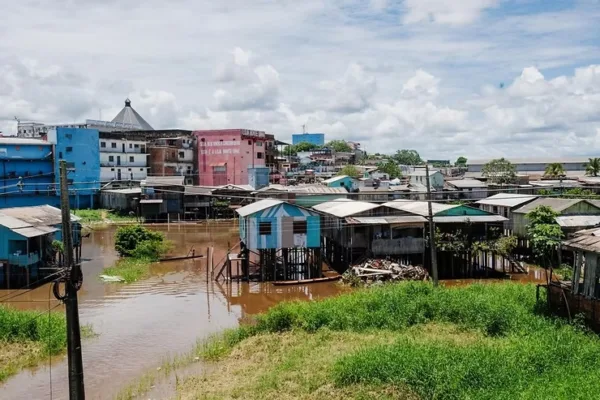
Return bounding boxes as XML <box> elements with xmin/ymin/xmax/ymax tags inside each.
<box><xmin>342</xmin><ymin>259</ymin><xmax>429</xmax><ymax>286</ymax></box>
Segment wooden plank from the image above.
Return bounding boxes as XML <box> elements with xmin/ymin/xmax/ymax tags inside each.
<box><xmin>272</xmin><ymin>275</ymin><xmax>341</xmax><ymax>286</ymax></box>
<box><xmin>159</xmin><ymin>255</ymin><xmax>204</xmax><ymax>262</ymax></box>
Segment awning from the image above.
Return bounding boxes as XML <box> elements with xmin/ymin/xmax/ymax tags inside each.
<box><xmin>12</xmin><ymin>226</ymin><xmax>58</xmax><ymax>238</ymax></box>
<box><xmin>140</xmin><ymin>199</ymin><xmax>163</xmax><ymax>204</ymax></box>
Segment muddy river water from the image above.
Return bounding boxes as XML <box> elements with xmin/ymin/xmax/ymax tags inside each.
<box><xmin>0</xmin><ymin>223</ymin><xmax>546</xmax><ymax>399</ymax></box>
<box><xmin>0</xmin><ymin>223</ymin><xmax>345</xmax><ymax>400</ymax></box>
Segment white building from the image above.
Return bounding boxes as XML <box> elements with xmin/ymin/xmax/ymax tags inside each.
<box><xmin>406</xmin><ymin>169</ymin><xmax>444</xmax><ymax>190</ymax></box>
<box><xmin>100</xmin><ymin>137</ymin><xmax>149</xmax><ymax>182</ymax></box>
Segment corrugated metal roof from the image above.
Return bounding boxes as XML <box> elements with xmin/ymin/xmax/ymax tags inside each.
<box><xmin>236</xmin><ymin>199</ymin><xmax>284</xmax><ymax>217</ymax></box>
<box><xmin>433</xmin><ymin>215</ymin><xmax>508</xmax><ymax>223</ymax></box>
<box><xmin>555</xmin><ymin>215</ymin><xmax>600</xmax><ymax>228</ymax></box>
<box><xmin>563</xmin><ymin>229</ymin><xmax>600</xmax><ymax>252</ymax></box>
<box><xmin>111</xmin><ymin>99</ymin><xmax>154</xmax><ymax>130</ymax></box>
<box><xmin>312</xmin><ymin>200</ymin><xmax>380</xmax><ymax>217</ymax></box>
<box><xmin>102</xmin><ymin>188</ymin><xmax>142</xmax><ymax>194</ymax></box>
<box><xmin>184</xmin><ymin>186</ymin><xmax>214</xmax><ymax>196</ymax></box>
<box><xmin>382</xmin><ymin>200</ymin><xmax>456</xmax><ymax>216</ymax></box>
<box><xmin>140</xmin><ymin>199</ymin><xmax>163</xmax><ymax>204</ymax></box>
<box><xmin>322</xmin><ymin>175</ymin><xmax>351</xmax><ymax>184</ymax></box>
<box><xmin>12</xmin><ymin>226</ymin><xmax>59</xmax><ymax>238</ymax></box>
<box><xmin>0</xmin><ymin>137</ymin><xmax>52</xmax><ymax>145</ymax></box>
<box><xmin>0</xmin><ymin>214</ymin><xmax>32</xmax><ymax>229</ymax></box>
<box><xmin>513</xmin><ymin>198</ymin><xmax>598</xmax><ymax>214</ymax></box>
<box><xmin>469</xmin><ymin>157</ymin><xmax>589</xmax><ymax>165</ymax></box>
<box><xmin>143</xmin><ymin>176</ymin><xmax>185</xmax><ymax>186</ymax></box>
<box><xmin>447</xmin><ymin>179</ymin><xmax>487</xmax><ymax>188</ymax></box>
<box><xmin>0</xmin><ymin>205</ymin><xmax>80</xmax><ymax>225</ymax></box>
<box><xmin>345</xmin><ymin>216</ymin><xmax>427</xmax><ymax>225</ymax></box>
<box><xmin>292</xmin><ymin>185</ymin><xmax>348</xmax><ymax>194</ymax></box>
<box><xmin>475</xmin><ymin>193</ymin><xmax>538</xmax><ymax>208</ymax></box>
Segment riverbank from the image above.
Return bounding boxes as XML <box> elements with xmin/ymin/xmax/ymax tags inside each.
<box><xmin>170</xmin><ymin>282</ymin><xmax>600</xmax><ymax>399</ymax></box>
<box><xmin>73</xmin><ymin>209</ymin><xmax>138</xmax><ymax>225</ymax></box>
<box><xmin>0</xmin><ymin>306</ymin><xmax>66</xmax><ymax>382</ymax></box>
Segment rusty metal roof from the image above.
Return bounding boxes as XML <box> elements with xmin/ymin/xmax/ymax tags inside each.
<box><xmin>563</xmin><ymin>230</ymin><xmax>600</xmax><ymax>252</ymax></box>
<box><xmin>513</xmin><ymin>198</ymin><xmax>600</xmax><ymax>214</ymax></box>
<box><xmin>0</xmin><ymin>205</ymin><xmax>80</xmax><ymax>226</ymax></box>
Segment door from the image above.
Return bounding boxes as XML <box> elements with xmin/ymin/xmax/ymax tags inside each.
<box><xmin>117</xmin><ymin>169</ymin><xmax>122</xmax><ymax>181</ymax></box>
<box><xmin>122</xmin><ymin>143</ymin><xmax>125</xmax><ymax>152</ymax></box>
<box><xmin>117</xmin><ymin>156</ymin><xmax>121</xmax><ymax>166</ymax></box>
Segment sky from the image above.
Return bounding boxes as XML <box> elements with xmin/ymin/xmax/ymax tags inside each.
<box><xmin>1</xmin><ymin>0</ymin><xmax>600</xmax><ymax>160</ymax></box>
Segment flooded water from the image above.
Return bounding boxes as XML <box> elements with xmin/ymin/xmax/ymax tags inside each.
<box><xmin>0</xmin><ymin>223</ymin><xmax>344</xmax><ymax>400</ymax></box>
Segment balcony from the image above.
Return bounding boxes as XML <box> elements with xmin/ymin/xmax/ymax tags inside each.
<box><xmin>371</xmin><ymin>237</ymin><xmax>425</xmax><ymax>255</ymax></box>
<box><xmin>8</xmin><ymin>252</ymin><xmax>40</xmax><ymax>267</ymax></box>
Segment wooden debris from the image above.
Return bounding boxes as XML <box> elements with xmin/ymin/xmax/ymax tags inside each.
<box><xmin>342</xmin><ymin>258</ymin><xmax>429</xmax><ymax>286</ymax></box>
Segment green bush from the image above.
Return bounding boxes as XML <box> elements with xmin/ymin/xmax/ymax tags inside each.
<box><xmin>0</xmin><ymin>306</ymin><xmax>66</xmax><ymax>353</ymax></box>
<box><xmin>130</xmin><ymin>239</ymin><xmax>172</xmax><ymax>260</ymax></box>
<box><xmin>115</xmin><ymin>225</ymin><xmax>164</xmax><ymax>257</ymax></box>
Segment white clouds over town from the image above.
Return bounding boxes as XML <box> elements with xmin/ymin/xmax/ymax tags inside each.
<box><xmin>0</xmin><ymin>0</ymin><xmax>599</xmax><ymax>158</ymax></box>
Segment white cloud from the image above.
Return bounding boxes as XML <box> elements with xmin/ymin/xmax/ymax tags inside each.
<box><xmin>402</xmin><ymin>0</ymin><xmax>500</xmax><ymax>25</ymax></box>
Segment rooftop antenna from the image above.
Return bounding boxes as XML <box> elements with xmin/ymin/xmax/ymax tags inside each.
<box><xmin>302</xmin><ymin>124</ymin><xmax>306</xmax><ymax>134</ymax></box>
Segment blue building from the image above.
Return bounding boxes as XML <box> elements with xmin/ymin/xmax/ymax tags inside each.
<box><xmin>322</xmin><ymin>175</ymin><xmax>355</xmax><ymax>190</ymax></box>
<box><xmin>291</xmin><ymin>133</ymin><xmax>325</xmax><ymax>146</ymax></box>
<box><xmin>248</xmin><ymin>167</ymin><xmax>270</xmax><ymax>190</ymax></box>
<box><xmin>236</xmin><ymin>199</ymin><xmax>322</xmax><ymax>281</ymax></box>
<box><xmin>0</xmin><ymin>138</ymin><xmax>57</xmax><ymax>208</ymax></box>
<box><xmin>51</xmin><ymin>127</ymin><xmax>101</xmax><ymax>209</ymax></box>
<box><xmin>0</xmin><ymin>205</ymin><xmax>82</xmax><ymax>289</ymax></box>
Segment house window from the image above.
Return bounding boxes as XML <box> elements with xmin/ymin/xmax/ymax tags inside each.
<box><xmin>140</xmin><ymin>168</ymin><xmax>144</xmax><ymax>171</ymax></box>
<box><xmin>179</xmin><ymin>151</ymin><xmax>185</xmax><ymax>158</ymax></box>
<box><xmin>109</xmin><ymin>155</ymin><xmax>114</xmax><ymax>162</ymax></box>
<box><xmin>128</xmin><ymin>168</ymin><xmax>132</xmax><ymax>171</ymax></box>
<box><xmin>101</xmin><ymin>142</ymin><xmax>106</xmax><ymax>148</ymax></box>
<box><xmin>293</xmin><ymin>220</ymin><xmax>307</xmax><ymax>234</ymax></box>
<box><xmin>129</xmin><ymin>156</ymin><xmax>134</xmax><ymax>162</ymax></box>
<box><xmin>134</xmin><ymin>144</ymin><xmax>139</xmax><ymax>148</ymax></box>
<box><xmin>259</xmin><ymin>222</ymin><xmax>272</xmax><ymax>235</ymax></box>
<box><xmin>111</xmin><ymin>168</ymin><xmax>115</xmax><ymax>171</ymax></box>
<box><xmin>256</xmin><ymin>142</ymin><xmax>263</xmax><ymax>147</ymax></box>
<box><xmin>129</xmin><ymin>143</ymin><xmax>133</xmax><ymax>148</ymax></box>
<box><xmin>257</xmin><ymin>152</ymin><xmax>263</xmax><ymax>159</ymax></box>
<box><xmin>66</xmin><ymin>146</ymin><xmax>73</xmax><ymax>152</ymax></box>
<box><xmin>248</xmin><ymin>140</ymin><xmax>252</xmax><ymax>145</ymax></box>
<box><xmin>492</xmin><ymin>206</ymin><xmax>498</xmax><ymax>214</ymax></box>
<box><xmin>504</xmin><ymin>208</ymin><xmax>509</xmax><ymax>218</ymax></box>
<box><xmin>111</xmin><ymin>142</ymin><xmax>117</xmax><ymax>148</ymax></box>
<box><xmin>58</xmin><ymin>152</ymin><xmax>63</xmax><ymax>158</ymax></box>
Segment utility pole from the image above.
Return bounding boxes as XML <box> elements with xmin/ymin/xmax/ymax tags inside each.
<box><xmin>425</xmin><ymin>163</ymin><xmax>439</xmax><ymax>286</ymax></box>
<box><xmin>58</xmin><ymin>160</ymin><xmax>86</xmax><ymax>399</ymax></box>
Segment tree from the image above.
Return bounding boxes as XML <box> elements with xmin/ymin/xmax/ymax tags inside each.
<box><xmin>377</xmin><ymin>160</ymin><xmax>402</xmax><ymax>179</ymax></box>
<box><xmin>338</xmin><ymin>165</ymin><xmax>361</xmax><ymax>178</ymax></box>
<box><xmin>481</xmin><ymin>158</ymin><xmax>516</xmax><ymax>184</ymax></box>
<box><xmin>393</xmin><ymin>149</ymin><xmax>423</xmax><ymax>165</ymax></box>
<box><xmin>326</xmin><ymin>140</ymin><xmax>353</xmax><ymax>153</ymax></box>
<box><xmin>585</xmin><ymin>157</ymin><xmax>600</xmax><ymax>177</ymax></box>
<box><xmin>115</xmin><ymin>225</ymin><xmax>165</xmax><ymax>257</ymax></box>
<box><xmin>282</xmin><ymin>142</ymin><xmax>319</xmax><ymax>156</ymax></box>
<box><xmin>544</xmin><ymin>162</ymin><xmax>565</xmax><ymax>178</ymax></box>
<box><xmin>455</xmin><ymin>156</ymin><xmax>467</xmax><ymax>167</ymax></box>
<box><xmin>526</xmin><ymin>205</ymin><xmax>563</xmax><ymax>268</ymax></box>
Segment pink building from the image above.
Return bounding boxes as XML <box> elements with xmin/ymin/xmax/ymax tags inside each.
<box><xmin>193</xmin><ymin>129</ymin><xmax>268</xmax><ymax>186</ymax></box>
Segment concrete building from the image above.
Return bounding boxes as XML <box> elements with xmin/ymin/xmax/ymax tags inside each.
<box><xmin>467</xmin><ymin>157</ymin><xmax>590</xmax><ymax>179</ymax></box>
<box><xmin>194</xmin><ymin>129</ymin><xmax>269</xmax><ymax>186</ymax></box>
<box><xmin>16</xmin><ymin>122</ymin><xmax>46</xmax><ymax>138</ymax></box>
<box><xmin>99</xmin><ymin>136</ymin><xmax>149</xmax><ymax>183</ymax></box>
<box><xmin>406</xmin><ymin>169</ymin><xmax>444</xmax><ymax>190</ymax></box>
<box><xmin>446</xmin><ymin>179</ymin><xmax>488</xmax><ymax>200</ymax></box>
<box><xmin>148</xmin><ymin>137</ymin><xmax>195</xmax><ymax>185</ymax></box>
<box><xmin>291</xmin><ymin>133</ymin><xmax>325</xmax><ymax>146</ymax></box>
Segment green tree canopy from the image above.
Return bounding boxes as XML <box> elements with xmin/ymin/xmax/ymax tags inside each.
<box><xmin>338</xmin><ymin>165</ymin><xmax>361</xmax><ymax>178</ymax></box>
<box><xmin>455</xmin><ymin>156</ymin><xmax>468</xmax><ymax>167</ymax></box>
<box><xmin>544</xmin><ymin>163</ymin><xmax>565</xmax><ymax>178</ymax></box>
<box><xmin>326</xmin><ymin>140</ymin><xmax>353</xmax><ymax>153</ymax></box>
<box><xmin>526</xmin><ymin>205</ymin><xmax>563</xmax><ymax>268</ymax></box>
<box><xmin>481</xmin><ymin>158</ymin><xmax>516</xmax><ymax>184</ymax></box>
<box><xmin>376</xmin><ymin>160</ymin><xmax>402</xmax><ymax>179</ymax></box>
<box><xmin>393</xmin><ymin>150</ymin><xmax>423</xmax><ymax>165</ymax></box>
<box><xmin>283</xmin><ymin>142</ymin><xmax>320</xmax><ymax>155</ymax></box>
<box><xmin>585</xmin><ymin>157</ymin><xmax>600</xmax><ymax>177</ymax></box>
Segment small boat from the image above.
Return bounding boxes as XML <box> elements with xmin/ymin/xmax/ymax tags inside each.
<box><xmin>159</xmin><ymin>254</ymin><xmax>204</xmax><ymax>262</ymax></box>
<box><xmin>272</xmin><ymin>275</ymin><xmax>341</xmax><ymax>286</ymax></box>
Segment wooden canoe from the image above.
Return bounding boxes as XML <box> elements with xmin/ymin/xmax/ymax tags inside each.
<box><xmin>159</xmin><ymin>254</ymin><xmax>205</xmax><ymax>262</ymax></box>
<box><xmin>272</xmin><ymin>275</ymin><xmax>341</xmax><ymax>286</ymax></box>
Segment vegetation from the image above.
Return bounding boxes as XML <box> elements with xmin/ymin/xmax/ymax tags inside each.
<box><xmin>73</xmin><ymin>209</ymin><xmax>137</xmax><ymax>224</ymax></box>
<box><xmin>282</xmin><ymin>142</ymin><xmax>320</xmax><ymax>155</ymax></box>
<box><xmin>326</xmin><ymin>140</ymin><xmax>353</xmax><ymax>153</ymax></box>
<box><xmin>392</xmin><ymin>149</ymin><xmax>422</xmax><ymax>165</ymax></box>
<box><xmin>455</xmin><ymin>156</ymin><xmax>468</xmax><ymax>167</ymax></box>
<box><xmin>544</xmin><ymin>162</ymin><xmax>566</xmax><ymax>178</ymax></box>
<box><xmin>527</xmin><ymin>205</ymin><xmax>563</xmax><ymax>268</ymax></box>
<box><xmin>376</xmin><ymin>160</ymin><xmax>402</xmax><ymax>179</ymax></box>
<box><xmin>103</xmin><ymin>225</ymin><xmax>172</xmax><ymax>282</ymax></box>
<box><xmin>482</xmin><ymin>158</ymin><xmax>516</xmax><ymax>184</ymax></box>
<box><xmin>537</xmin><ymin>187</ymin><xmax>598</xmax><ymax>199</ymax></box>
<box><xmin>585</xmin><ymin>157</ymin><xmax>600</xmax><ymax>177</ymax></box>
<box><xmin>0</xmin><ymin>306</ymin><xmax>66</xmax><ymax>382</ymax></box>
<box><xmin>337</xmin><ymin>165</ymin><xmax>361</xmax><ymax>179</ymax></box>
<box><xmin>173</xmin><ymin>282</ymin><xmax>600</xmax><ymax>399</ymax></box>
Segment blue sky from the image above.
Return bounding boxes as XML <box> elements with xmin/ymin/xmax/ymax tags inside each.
<box><xmin>0</xmin><ymin>0</ymin><xmax>599</xmax><ymax>159</ymax></box>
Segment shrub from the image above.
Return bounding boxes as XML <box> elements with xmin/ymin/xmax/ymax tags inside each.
<box><xmin>130</xmin><ymin>239</ymin><xmax>172</xmax><ymax>261</ymax></box>
<box><xmin>115</xmin><ymin>225</ymin><xmax>164</xmax><ymax>257</ymax></box>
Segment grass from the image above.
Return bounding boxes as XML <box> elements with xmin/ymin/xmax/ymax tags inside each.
<box><xmin>0</xmin><ymin>306</ymin><xmax>66</xmax><ymax>382</ymax></box>
<box><xmin>102</xmin><ymin>257</ymin><xmax>155</xmax><ymax>283</ymax></box>
<box><xmin>73</xmin><ymin>209</ymin><xmax>137</xmax><ymax>224</ymax></box>
<box><xmin>171</xmin><ymin>282</ymin><xmax>600</xmax><ymax>399</ymax></box>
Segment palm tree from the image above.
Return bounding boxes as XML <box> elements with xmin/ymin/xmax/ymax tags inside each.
<box><xmin>585</xmin><ymin>158</ymin><xmax>600</xmax><ymax>177</ymax></box>
<box><xmin>544</xmin><ymin>162</ymin><xmax>565</xmax><ymax>178</ymax></box>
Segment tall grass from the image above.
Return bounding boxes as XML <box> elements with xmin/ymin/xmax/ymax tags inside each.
<box><xmin>103</xmin><ymin>257</ymin><xmax>154</xmax><ymax>283</ymax></box>
<box><xmin>73</xmin><ymin>209</ymin><xmax>136</xmax><ymax>223</ymax></box>
<box><xmin>0</xmin><ymin>306</ymin><xmax>66</xmax><ymax>352</ymax></box>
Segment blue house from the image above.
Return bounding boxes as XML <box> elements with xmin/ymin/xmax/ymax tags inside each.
<box><xmin>236</xmin><ymin>199</ymin><xmax>322</xmax><ymax>281</ymax></box>
<box><xmin>322</xmin><ymin>175</ymin><xmax>355</xmax><ymax>190</ymax></box>
<box><xmin>0</xmin><ymin>137</ymin><xmax>57</xmax><ymax>208</ymax></box>
<box><xmin>50</xmin><ymin>127</ymin><xmax>101</xmax><ymax>209</ymax></box>
<box><xmin>0</xmin><ymin>205</ymin><xmax>82</xmax><ymax>289</ymax></box>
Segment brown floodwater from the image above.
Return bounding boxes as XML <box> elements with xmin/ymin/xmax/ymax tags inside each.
<box><xmin>0</xmin><ymin>223</ymin><xmax>344</xmax><ymax>400</ymax></box>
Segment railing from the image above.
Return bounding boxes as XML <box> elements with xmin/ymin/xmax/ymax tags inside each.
<box><xmin>371</xmin><ymin>237</ymin><xmax>425</xmax><ymax>255</ymax></box>
<box><xmin>8</xmin><ymin>252</ymin><xmax>40</xmax><ymax>266</ymax></box>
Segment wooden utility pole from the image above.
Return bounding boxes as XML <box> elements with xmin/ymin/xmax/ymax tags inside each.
<box><xmin>58</xmin><ymin>160</ymin><xmax>86</xmax><ymax>399</ymax></box>
<box><xmin>425</xmin><ymin>163</ymin><xmax>439</xmax><ymax>286</ymax></box>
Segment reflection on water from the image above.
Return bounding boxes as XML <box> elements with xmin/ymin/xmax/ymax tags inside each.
<box><xmin>0</xmin><ymin>223</ymin><xmax>344</xmax><ymax>400</ymax></box>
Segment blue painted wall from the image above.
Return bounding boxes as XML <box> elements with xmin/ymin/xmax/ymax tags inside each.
<box><xmin>326</xmin><ymin>176</ymin><xmax>355</xmax><ymax>189</ymax></box>
<box><xmin>292</xmin><ymin>133</ymin><xmax>325</xmax><ymax>146</ymax></box>
<box><xmin>248</xmin><ymin>167</ymin><xmax>269</xmax><ymax>190</ymax></box>
<box><xmin>0</xmin><ymin>140</ymin><xmax>56</xmax><ymax>208</ymax></box>
<box><xmin>54</xmin><ymin>127</ymin><xmax>100</xmax><ymax>209</ymax></box>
